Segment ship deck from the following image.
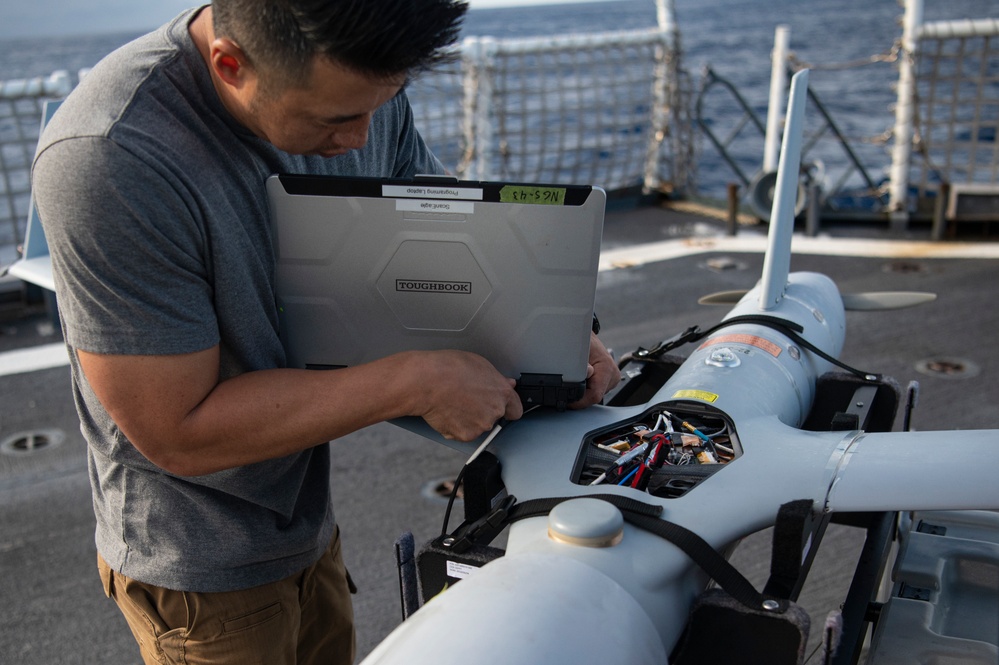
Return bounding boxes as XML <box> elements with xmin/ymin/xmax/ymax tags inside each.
<box><xmin>1</xmin><ymin>200</ymin><xmax>997</xmax><ymax>663</ymax></box>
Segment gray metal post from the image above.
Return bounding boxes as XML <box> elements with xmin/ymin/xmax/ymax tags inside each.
<box><xmin>931</xmin><ymin>182</ymin><xmax>950</xmax><ymax>241</ymax></box>
<box><xmin>806</xmin><ymin>182</ymin><xmax>821</xmax><ymax>237</ymax></box>
<box><xmin>726</xmin><ymin>183</ymin><xmax>739</xmax><ymax>236</ymax></box>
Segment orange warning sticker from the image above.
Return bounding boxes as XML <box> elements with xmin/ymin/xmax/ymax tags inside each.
<box><xmin>699</xmin><ymin>334</ymin><xmax>782</xmax><ymax>357</ymax></box>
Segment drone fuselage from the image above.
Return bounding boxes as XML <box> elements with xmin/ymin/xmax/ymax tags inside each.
<box><xmin>363</xmin><ymin>271</ymin><xmax>856</xmax><ymax>664</ymax></box>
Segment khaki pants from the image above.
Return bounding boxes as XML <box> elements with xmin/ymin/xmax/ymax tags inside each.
<box><xmin>98</xmin><ymin>530</ymin><xmax>356</xmax><ymax>665</ymax></box>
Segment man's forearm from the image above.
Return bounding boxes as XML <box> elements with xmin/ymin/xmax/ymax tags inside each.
<box><xmin>78</xmin><ymin>346</ymin><xmax>521</xmax><ymax>476</ymax></box>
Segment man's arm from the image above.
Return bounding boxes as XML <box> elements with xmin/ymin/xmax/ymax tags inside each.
<box><xmin>78</xmin><ymin>346</ymin><xmax>523</xmax><ymax>476</ymax></box>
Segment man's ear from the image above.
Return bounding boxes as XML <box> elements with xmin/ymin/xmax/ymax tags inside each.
<box><xmin>209</xmin><ymin>38</ymin><xmax>251</xmax><ymax>88</ymax></box>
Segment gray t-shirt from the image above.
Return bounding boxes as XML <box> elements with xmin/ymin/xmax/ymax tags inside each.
<box><xmin>32</xmin><ymin>8</ymin><xmax>443</xmax><ymax>592</ymax></box>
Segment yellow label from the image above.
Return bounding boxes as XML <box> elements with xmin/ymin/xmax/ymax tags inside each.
<box><xmin>499</xmin><ymin>185</ymin><xmax>566</xmax><ymax>205</ymax></box>
<box><xmin>672</xmin><ymin>389</ymin><xmax>719</xmax><ymax>403</ymax></box>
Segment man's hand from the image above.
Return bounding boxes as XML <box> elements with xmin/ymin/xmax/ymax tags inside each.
<box><xmin>569</xmin><ymin>332</ymin><xmax>621</xmax><ymax>410</ymax></box>
<box><xmin>413</xmin><ymin>350</ymin><xmax>523</xmax><ymax>441</ymax></box>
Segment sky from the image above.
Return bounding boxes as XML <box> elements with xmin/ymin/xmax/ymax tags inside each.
<box><xmin>1</xmin><ymin>0</ymin><xmax>613</xmax><ymax>40</ymax></box>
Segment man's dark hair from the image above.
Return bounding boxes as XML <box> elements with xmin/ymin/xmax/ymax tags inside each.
<box><xmin>212</xmin><ymin>0</ymin><xmax>467</xmax><ymax>83</ymax></box>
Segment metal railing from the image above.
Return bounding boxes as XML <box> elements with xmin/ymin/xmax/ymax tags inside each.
<box><xmin>694</xmin><ymin>64</ymin><xmax>888</xmax><ymax>219</ymax></box>
<box><xmin>0</xmin><ymin>71</ymin><xmax>72</xmax><ymax>264</ymax></box>
<box><xmin>409</xmin><ymin>26</ymin><xmax>683</xmax><ymax>192</ymax></box>
<box><xmin>0</xmin><ymin>24</ymin><xmax>688</xmax><ymax>266</ymax></box>
<box><xmin>888</xmin><ymin>3</ymin><xmax>999</xmax><ymax>221</ymax></box>
<box><xmin>912</xmin><ymin>20</ymin><xmax>999</xmax><ymax>192</ymax></box>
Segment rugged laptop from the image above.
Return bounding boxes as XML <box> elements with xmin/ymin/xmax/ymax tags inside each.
<box><xmin>266</xmin><ymin>174</ymin><xmax>605</xmax><ymax>409</ymax></box>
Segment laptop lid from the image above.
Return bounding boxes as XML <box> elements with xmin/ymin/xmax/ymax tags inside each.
<box><xmin>266</xmin><ymin>174</ymin><xmax>606</xmax><ymax>409</ymax></box>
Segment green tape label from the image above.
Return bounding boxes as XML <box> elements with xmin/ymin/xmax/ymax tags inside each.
<box><xmin>499</xmin><ymin>185</ymin><xmax>567</xmax><ymax>205</ymax></box>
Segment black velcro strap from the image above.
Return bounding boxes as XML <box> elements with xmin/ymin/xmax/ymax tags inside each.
<box><xmin>624</xmin><ymin>512</ymin><xmax>783</xmax><ymax>612</ymax></box>
<box><xmin>506</xmin><ymin>494</ymin><xmax>785</xmax><ymax>613</ymax></box>
<box><xmin>764</xmin><ymin>500</ymin><xmax>816</xmax><ymax>599</ymax></box>
<box><xmin>634</xmin><ymin>314</ymin><xmax>878</xmax><ymax>382</ymax></box>
<box><xmin>507</xmin><ymin>494</ymin><xmax>663</xmax><ymax>523</ymax></box>
<box><xmin>704</xmin><ymin>315</ymin><xmax>879</xmax><ymax>381</ymax></box>
<box><xmin>703</xmin><ymin>314</ymin><xmax>805</xmax><ymax>335</ymax></box>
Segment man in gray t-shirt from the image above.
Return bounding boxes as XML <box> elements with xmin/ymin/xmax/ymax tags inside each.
<box><xmin>32</xmin><ymin>1</ymin><xmax>620</xmax><ymax>663</ymax></box>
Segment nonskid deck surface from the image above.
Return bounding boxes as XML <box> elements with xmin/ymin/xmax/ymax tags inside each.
<box><xmin>1</xmin><ymin>203</ymin><xmax>997</xmax><ymax>663</ymax></box>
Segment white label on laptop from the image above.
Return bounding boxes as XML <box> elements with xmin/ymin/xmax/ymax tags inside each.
<box><xmin>383</xmin><ymin>185</ymin><xmax>484</xmax><ymax>201</ymax></box>
<box><xmin>396</xmin><ymin>199</ymin><xmax>475</xmax><ymax>215</ymax></box>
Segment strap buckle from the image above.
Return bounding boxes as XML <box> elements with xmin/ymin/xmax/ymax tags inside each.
<box><xmin>633</xmin><ymin>325</ymin><xmax>702</xmax><ymax>361</ymax></box>
<box><xmin>449</xmin><ymin>494</ymin><xmax>517</xmax><ymax>554</ymax></box>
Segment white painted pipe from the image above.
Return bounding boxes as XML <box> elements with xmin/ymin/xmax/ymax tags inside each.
<box><xmin>764</xmin><ymin>25</ymin><xmax>791</xmax><ymax>174</ymax></box>
<box><xmin>887</xmin><ymin>0</ymin><xmax>923</xmax><ymax>226</ymax></box>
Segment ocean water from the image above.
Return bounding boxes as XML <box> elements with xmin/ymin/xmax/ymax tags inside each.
<box><xmin>0</xmin><ymin>0</ymin><xmax>995</xmax><ymax>199</ymax></box>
